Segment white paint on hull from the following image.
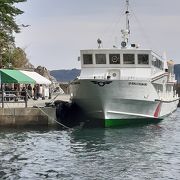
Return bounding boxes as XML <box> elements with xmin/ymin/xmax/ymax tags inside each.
<box><xmin>70</xmin><ymin>79</ymin><xmax>179</xmax><ymax>120</ymax></box>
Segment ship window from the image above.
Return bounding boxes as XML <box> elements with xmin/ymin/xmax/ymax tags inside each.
<box><xmin>152</xmin><ymin>56</ymin><xmax>164</xmax><ymax>70</ymax></box>
<box><xmin>123</xmin><ymin>54</ymin><xmax>135</xmax><ymax>64</ymax></box>
<box><xmin>109</xmin><ymin>54</ymin><xmax>120</xmax><ymax>64</ymax></box>
<box><xmin>83</xmin><ymin>54</ymin><xmax>93</xmax><ymax>64</ymax></box>
<box><xmin>138</xmin><ymin>54</ymin><xmax>149</xmax><ymax>64</ymax></box>
<box><xmin>95</xmin><ymin>54</ymin><xmax>106</xmax><ymax>64</ymax></box>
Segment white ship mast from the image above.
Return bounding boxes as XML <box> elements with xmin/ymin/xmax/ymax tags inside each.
<box><xmin>121</xmin><ymin>0</ymin><xmax>130</xmax><ymax>48</ymax></box>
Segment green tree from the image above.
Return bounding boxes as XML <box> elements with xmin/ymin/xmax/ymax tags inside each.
<box><xmin>0</xmin><ymin>0</ymin><xmax>27</xmax><ymax>33</ymax></box>
<box><xmin>3</xmin><ymin>46</ymin><xmax>32</xmax><ymax>69</ymax></box>
<box><xmin>10</xmin><ymin>47</ymin><xmax>28</xmax><ymax>68</ymax></box>
<box><xmin>0</xmin><ymin>0</ymin><xmax>27</xmax><ymax>67</ymax></box>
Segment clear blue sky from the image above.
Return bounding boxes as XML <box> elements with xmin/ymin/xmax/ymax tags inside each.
<box><xmin>15</xmin><ymin>0</ymin><xmax>180</xmax><ymax>70</ymax></box>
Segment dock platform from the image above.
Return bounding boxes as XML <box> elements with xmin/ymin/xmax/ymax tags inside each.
<box><xmin>0</xmin><ymin>94</ymin><xmax>70</xmax><ymax>127</ymax></box>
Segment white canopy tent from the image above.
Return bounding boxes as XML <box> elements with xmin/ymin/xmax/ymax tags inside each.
<box><xmin>20</xmin><ymin>70</ymin><xmax>52</xmax><ymax>85</ymax></box>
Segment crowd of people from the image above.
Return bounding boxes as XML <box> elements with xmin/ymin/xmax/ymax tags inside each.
<box><xmin>1</xmin><ymin>84</ymin><xmax>51</xmax><ymax>101</ymax></box>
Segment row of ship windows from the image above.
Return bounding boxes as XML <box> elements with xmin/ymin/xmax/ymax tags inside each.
<box><xmin>83</xmin><ymin>54</ymin><xmax>164</xmax><ymax>69</ymax></box>
<box><xmin>83</xmin><ymin>54</ymin><xmax>149</xmax><ymax>65</ymax></box>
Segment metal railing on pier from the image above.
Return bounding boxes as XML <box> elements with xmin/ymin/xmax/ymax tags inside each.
<box><xmin>0</xmin><ymin>90</ymin><xmax>28</xmax><ymax>108</ymax></box>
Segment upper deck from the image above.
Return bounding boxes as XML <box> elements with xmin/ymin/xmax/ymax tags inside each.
<box><xmin>80</xmin><ymin>48</ymin><xmax>164</xmax><ymax>69</ymax></box>
<box><xmin>78</xmin><ymin>48</ymin><xmax>165</xmax><ymax>80</ymax></box>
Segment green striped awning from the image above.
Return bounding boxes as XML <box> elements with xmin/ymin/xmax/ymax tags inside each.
<box><xmin>0</xmin><ymin>69</ymin><xmax>35</xmax><ymax>84</ymax></box>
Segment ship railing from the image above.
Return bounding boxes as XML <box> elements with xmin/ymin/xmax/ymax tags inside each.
<box><xmin>158</xmin><ymin>90</ymin><xmax>178</xmax><ymax>101</ymax></box>
<box><xmin>79</xmin><ymin>75</ymin><xmax>103</xmax><ymax>79</ymax></box>
<box><xmin>168</xmin><ymin>74</ymin><xmax>176</xmax><ymax>82</ymax></box>
<box><xmin>79</xmin><ymin>75</ymin><xmax>150</xmax><ymax>81</ymax></box>
<box><xmin>119</xmin><ymin>76</ymin><xmax>150</xmax><ymax>81</ymax></box>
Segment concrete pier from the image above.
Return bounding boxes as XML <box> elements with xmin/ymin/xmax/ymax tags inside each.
<box><xmin>0</xmin><ymin>94</ymin><xmax>70</xmax><ymax>127</ymax></box>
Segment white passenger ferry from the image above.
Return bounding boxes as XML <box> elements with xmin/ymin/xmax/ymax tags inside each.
<box><xmin>69</xmin><ymin>0</ymin><xmax>179</xmax><ymax>127</ymax></box>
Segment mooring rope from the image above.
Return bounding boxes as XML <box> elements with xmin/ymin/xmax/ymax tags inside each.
<box><xmin>4</xmin><ymin>102</ymin><xmax>15</xmax><ymax>116</ymax></box>
<box><xmin>1</xmin><ymin>91</ymin><xmax>71</xmax><ymax>130</ymax></box>
<box><xmin>34</xmin><ymin>104</ymin><xmax>71</xmax><ymax>130</ymax></box>
<box><xmin>27</xmin><ymin>92</ymin><xmax>71</xmax><ymax>130</ymax></box>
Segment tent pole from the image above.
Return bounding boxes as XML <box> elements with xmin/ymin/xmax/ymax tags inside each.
<box><xmin>1</xmin><ymin>84</ymin><xmax>4</xmax><ymax>108</ymax></box>
<box><xmin>25</xmin><ymin>89</ymin><xmax>28</xmax><ymax>108</ymax></box>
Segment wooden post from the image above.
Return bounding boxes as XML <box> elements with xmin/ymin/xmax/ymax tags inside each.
<box><xmin>25</xmin><ymin>89</ymin><xmax>27</xmax><ymax>108</ymax></box>
<box><xmin>2</xmin><ymin>88</ymin><xmax>4</xmax><ymax>108</ymax></box>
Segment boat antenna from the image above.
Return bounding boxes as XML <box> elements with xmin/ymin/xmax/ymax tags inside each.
<box><xmin>121</xmin><ymin>0</ymin><xmax>130</xmax><ymax>48</ymax></box>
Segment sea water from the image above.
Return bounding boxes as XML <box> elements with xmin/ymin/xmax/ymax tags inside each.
<box><xmin>0</xmin><ymin>109</ymin><xmax>180</xmax><ymax>179</ymax></box>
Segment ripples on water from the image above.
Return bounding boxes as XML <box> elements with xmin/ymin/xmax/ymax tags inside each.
<box><xmin>0</xmin><ymin>109</ymin><xmax>180</xmax><ymax>179</ymax></box>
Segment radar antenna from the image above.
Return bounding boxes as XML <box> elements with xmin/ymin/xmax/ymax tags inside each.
<box><xmin>97</xmin><ymin>38</ymin><xmax>102</xmax><ymax>48</ymax></box>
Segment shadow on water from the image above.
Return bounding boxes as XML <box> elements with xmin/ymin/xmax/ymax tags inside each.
<box><xmin>68</xmin><ymin>110</ymin><xmax>180</xmax><ymax>159</ymax></box>
<box><xmin>65</xmin><ymin>123</ymin><xmax>171</xmax><ymax>180</ymax></box>
<box><xmin>69</xmin><ymin>124</ymin><xmax>164</xmax><ymax>153</ymax></box>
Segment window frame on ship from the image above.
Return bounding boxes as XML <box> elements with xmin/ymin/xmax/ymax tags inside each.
<box><xmin>138</xmin><ymin>54</ymin><xmax>149</xmax><ymax>65</ymax></box>
<box><xmin>123</xmin><ymin>54</ymin><xmax>135</xmax><ymax>64</ymax></box>
<box><xmin>83</xmin><ymin>54</ymin><xmax>93</xmax><ymax>64</ymax></box>
<box><xmin>109</xmin><ymin>54</ymin><xmax>120</xmax><ymax>64</ymax></box>
<box><xmin>95</xmin><ymin>54</ymin><xmax>106</xmax><ymax>64</ymax></box>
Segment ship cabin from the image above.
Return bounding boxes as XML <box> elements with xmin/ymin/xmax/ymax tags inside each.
<box><xmin>79</xmin><ymin>49</ymin><xmax>165</xmax><ymax>81</ymax></box>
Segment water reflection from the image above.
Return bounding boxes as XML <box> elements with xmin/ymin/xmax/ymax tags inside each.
<box><xmin>0</xmin><ymin>109</ymin><xmax>179</xmax><ymax>179</ymax></box>
<box><xmin>69</xmin><ymin>125</ymin><xmax>165</xmax><ymax>178</ymax></box>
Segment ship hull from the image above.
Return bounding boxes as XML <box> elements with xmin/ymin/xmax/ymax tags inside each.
<box><xmin>69</xmin><ymin>79</ymin><xmax>179</xmax><ymax>127</ymax></box>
